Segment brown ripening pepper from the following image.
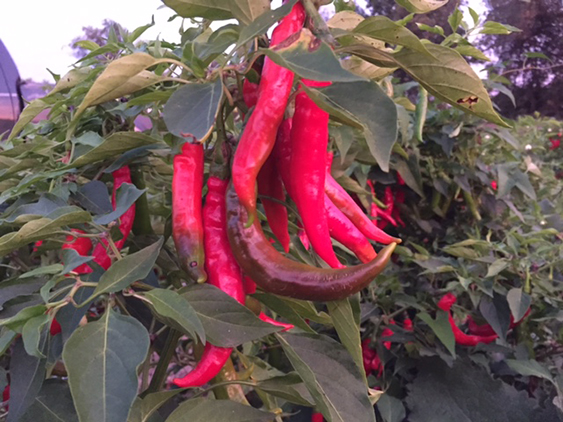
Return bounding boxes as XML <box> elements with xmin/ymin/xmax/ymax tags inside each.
<box><xmin>226</xmin><ymin>183</ymin><xmax>396</xmax><ymax>302</ymax></box>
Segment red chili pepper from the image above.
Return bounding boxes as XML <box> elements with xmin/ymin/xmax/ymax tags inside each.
<box><xmin>174</xmin><ymin>165</ymin><xmax>244</xmax><ymax>388</ymax></box>
<box><xmin>257</xmin><ymin>154</ymin><xmax>290</xmax><ymax>253</ymax></box>
<box><xmin>312</xmin><ymin>412</ymin><xmax>324</xmax><ymax>422</ymax></box>
<box><xmin>226</xmin><ymin>182</ymin><xmax>397</xmax><ymax>302</ymax></box>
<box><xmin>258</xmin><ymin>313</ymin><xmax>294</xmax><ymax>331</ymax></box>
<box><xmin>89</xmin><ymin>166</ymin><xmax>137</xmax><ymax>271</ymax></box>
<box><xmin>172</xmin><ymin>143</ymin><xmax>206</xmax><ymax>283</ymax></box>
<box><xmin>49</xmin><ymin>317</ymin><xmax>62</xmax><ymax>336</ymax></box>
<box><xmin>61</xmin><ymin>229</ymin><xmax>92</xmax><ymax>273</ymax></box>
<box><xmin>549</xmin><ymin>138</ymin><xmax>560</xmax><ymax>150</ymax></box>
<box><xmin>391</xmin><ymin>189</ymin><xmax>406</xmax><ymax>227</ymax></box>
<box><xmin>404</xmin><ymin>318</ymin><xmax>413</xmax><ymax>331</ymax></box>
<box><xmin>232</xmin><ymin>2</ymin><xmax>305</xmax><ymax>224</ymax></box>
<box><xmin>437</xmin><ymin>294</ymin><xmax>497</xmax><ymax>346</ymax></box>
<box><xmin>467</xmin><ymin>308</ymin><xmax>531</xmax><ymax>337</ymax></box>
<box><xmin>325</xmin><ymin>196</ymin><xmax>376</xmax><ymax>263</ymax></box>
<box><xmin>291</xmin><ymin>79</ymin><xmax>343</xmax><ymax>268</ymax></box>
<box><xmin>2</xmin><ymin>384</ymin><xmax>9</xmax><ymax>410</ymax></box>
<box><xmin>326</xmin><ymin>175</ymin><xmax>400</xmax><ymax>245</ymax></box>
<box><xmin>491</xmin><ymin>180</ymin><xmax>498</xmax><ymax>190</ymax></box>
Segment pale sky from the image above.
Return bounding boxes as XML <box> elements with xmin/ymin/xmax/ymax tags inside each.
<box><xmin>0</xmin><ymin>0</ymin><xmax>487</xmax><ymax>82</ymax></box>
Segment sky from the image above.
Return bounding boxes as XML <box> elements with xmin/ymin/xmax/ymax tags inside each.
<box><xmin>0</xmin><ymin>0</ymin><xmax>487</xmax><ymax>82</ymax></box>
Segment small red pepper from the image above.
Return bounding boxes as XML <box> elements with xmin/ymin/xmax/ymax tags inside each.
<box><xmin>232</xmin><ymin>2</ymin><xmax>305</xmax><ymax>224</ymax></box>
<box><xmin>437</xmin><ymin>294</ymin><xmax>497</xmax><ymax>346</ymax></box>
<box><xmin>312</xmin><ymin>412</ymin><xmax>324</xmax><ymax>422</ymax></box>
<box><xmin>549</xmin><ymin>138</ymin><xmax>560</xmax><ymax>150</ymax></box>
<box><xmin>172</xmin><ymin>142</ymin><xmax>206</xmax><ymax>283</ymax></box>
<box><xmin>2</xmin><ymin>384</ymin><xmax>9</xmax><ymax>410</ymax></box>
<box><xmin>325</xmin><ymin>175</ymin><xmax>400</xmax><ymax>245</ymax></box>
<box><xmin>49</xmin><ymin>317</ymin><xmax>62</xmax><ymax>336</ymax></box>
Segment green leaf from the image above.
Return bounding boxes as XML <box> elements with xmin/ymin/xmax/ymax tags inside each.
<box><xmin>7</xmin><ymin>336</ymin><xmax>47</xmax><ymax>422</ymax></box>
<box><xmin>277</xmin><ymin>332</ymin><xmax>376</xmax><ymax>422</ymax></box>
<box><xmin>480</xmin><ymin>21</ymin><xmax>521</xmax><ymax>35</ymax></box>
<box><xmin>377</xmin><ymin>394</ymin><xmax>406</xmax><ymax>422</ymax></box>
<box><xmin>143</xmin><ymin>289</ymin><xmax>205</xmax><ymax>342</ymax></box>
<box><xmin>253</xmin><ymin>293</ymin><xmax>315</xmax><ymax>333</ymax></box>
<box><xmin>48</xmin><ymin>68</ymin><xmax>91</xmax><ymax>96</ymax></box>
<box><xmin>7</xmin><ymin>99</ymin><xmax>51</xmax><ymax>142</ymax></box>
<box><xmin>94</xmin><ymin>183</ymin><xmax>145</xmax><ymax>225</ymax></box>
<box><xmin>63</xmin><ymin>309</ymin><xmax>150</xmax><ymax>422</ymax></box>
<box><xmin>22</xmin><ymin>315</ymin><xmax>49</xmax><ymax>358</ymax></box>
<box><xmin>163</xmin><ymin>79</ymin><xmax>223</xmax><ymax>142</ymax></box>
<box><xmin>448</xmin><ymin>8</ymin><xmax>463</xmax><ymax>32</ymax></box>
<box><xmin>181</xmin><ymin>285</ymin><xmax>281</xmax><ymax>348</ymax></box>
<box><xmin>0</xmin><ymin>330</ymin><xmax>17</xmax><ymax>356</ymax></box>
<box><xmin>486</xmin><ymin>259</ymin><xmax>508</xmax><ymax>277</ymax></box>
<box><xmin>505</xmin><ymin>359</ymin><xmax>553</xmax><ymax>383</ymax></box>
<box><xmin>256</xmin><ymin>373</ymin><xmax>315</xmax><ymax>407</ymax></box>
<box><xmin>395</xmin><ymin>0</ymin><xmax>449</xmax><ymax>14</ymax></box>
<box><xmin>479</xmin><ymin>295</ymin><xmax>511</xmax><ymax>339</ymax></box>
<box><xmin>354</xmin><ymin>16</ymin><xmax>431</xmax><ymax>56</ymax></box>
<box><xmin>305</xmin><ymin>80</ymin><xmax>397</xmax><ymax>171</ymax></box>
<box><xmin>165</xmin><ymin>398</ymin><xmax>274</xmax><ymax>422</ymax></box>
<box><xmin>455</xmin><ymin>44</ymin><xmax>491</xmax><ymax>61</ymax></box>
<box><xmin>418</xmin><ymin>311</ymin><xmax>455</xmax><ymax>357</ymax></box>
<box><xmin>91</xmin><ymin>238</ymin><xmax>163</xmax><ymax>298</ymax></box>
<box><xmin>20</xmin><ymin>379</ymin><xmax>79</xmax><ymax>422</ymax></box>
<box><xmin>512</xmin><ymin>170</ymin><xmax>536</xmax><ymax>200</ymax></box>
<box><xmin>261</xmin><ymin>29</ymin><xmax>365</xmax><ymax>83</ymax></box>
<box><xmin>406</xmin><ymin>357</ymin><xmax>559</xmax><ymax>422</ymax></box>
<box><xmin>327</xmin><ymin>299</ymin><xmax>365</xmax><ymax>380</ymax></box>
<box><xmin>392</xmin><ymin>44</ymin><xmax>509</xmax><ymax>127</ymax></box>
<box><xmin>20</xmin><ymin>264</ymin><xmax>64</xmax><ymax>279</ymax></box>
<box><xmin>229</xmin><ymin>0</ymin><xmax>269</xmax><ymax>25</ymax></box>
<box><xmin>506</xmin><ymin>288</ymin><xmax>532</xmax><ymax>322</ymax></box>
<box><xmin>71</xmin><ymin>53</ymin><xmax>162</xmax><ymax>125</ymax></box>
<box><xmin>0</xmin><ymin>305</ymin><xmax>48</xmax><ymax>332</ymax></box>
<box><xmin>61</xmin><ymin>249</ymin><xmax>93</xmax><ymax>274</ymax></box>
<box><xmin>162</xmin><ymin>0</ymin><xmax>233</xmax><ymax>20</ymax></box>
<box><xmin>0</xmin><ymin>279</ymin><xmax>44</xmax><ymax>310</ymax></box>
<box><xmin>128</xmin><ymin>390</ymin><xmax>184</xmax><ymax>422</ymax></box>
<box><xmin>237</xmin><ymin>0</ymin><xmax>298</xmax><ymax>47</ymax></box>
<box><xmin>67</xmin><ymin>132</ymin><xmax>161</xmax><ymax>168</ymax></box>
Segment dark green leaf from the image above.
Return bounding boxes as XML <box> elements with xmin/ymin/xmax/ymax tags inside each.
<box><xmin>143</xmin><ymin>289</ymin><xmax>205</xmax><ymax>342</ymax></box>
<box><xmin>237</xmin><ymin>0</ymin><xmax>298</xmax><ymax>47</ymax></box>
<box><xmin>181</xmin><ymin>285</ymin><xmax>281</xmax><ymax>348</ymax></box>
<box><xmin>418</xmin><ymin>311</ymin><xmax>455</xmax><ymax>357</ymax></box>
<box><xmin>163</xmin><ymin>79</ymin><xmax>223</xmax><ymax>142</ymax></box>
<box><xmin>256</xmin><ymin>373</ymin><xmax>315</xmax><ymax>407</ymax></box>
<box><xmin>20</xmin><ymin>379</ymin><xmax>79</xmax><ymax>422</ymax></box>
<box><xmin>506</xmin><ymin>288</ymin><xmax>532</xmax><ymax>323</ymax></box>
<box><xmin>479</xmin><ymin>294</ymin><xmax>511</xmax><ymax>339</ymax></box>
<box><xmin>73</xmin><ymin>180</ymin><xmax>113</xmax><ymax>215</ymax></box>
<box><xmin>61</xmin><ymin>249</ymin><xmax>93</xmax><ymax>274</ymax></box>
<box><xmin>377</xmin><ymin>394</ymin><xmax>406</xmax><ymax>422</ymax></box>
<box><xmin>92</xmin><ymin>238</ymin><xmax>163</xmax><ymax>297</ymax></box>
<box><xmin>278</xmin><ymin>332</ymin><xmax>376</xmax><ymax>422</ymax></box>
<box><xmin>0</xmin><ymin>279</ymin><xmax>44</xmax><ymax>310</ymax></box>
<box><xmin>94</xmin><ymin>183</ymin><xmax>145</xmax><ymax>225</ymax></box>
<box><xmin>253</xmin><ymin>293</ymin><xmax>315</xmax><ymax>333</ymax></box>
<box><xmin>21</xmin><ymin>315</ymin><xmax>49</xmax><ymax>358</ymax></box>
<box><xmin>129</xmin><ymin>390</ymin><xmax>184</xmax><ymax>422</ymax></box>
<box><xmin>506</xmin><ymin>359</ymin><xmax>553</xmax><ymax>383</ymax></box>
<box><xmin>63</xmin><ymin>310</ymin><xmax>150</xmax><ymax>422</ymax></box>
<box><xmin>165</xmin><ymin>398</ymin><xmax>274</xmax><ymax>422</ymax></box>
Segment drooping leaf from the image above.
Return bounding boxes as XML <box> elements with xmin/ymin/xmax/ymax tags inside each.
<box><xmin>21</xmin><ymin>315</ymin><xmax>49</xmax><ymax>358</ymax></box>
<box><xmin>278</xmin><ymin>332</ymin><xmax>376</xmax><ymax>422</ymax></box>
<box><xmin>181</xmin><ymin>284</ymin><xmax>281</xmax><ymax>348</ymax></box>
<box><xmin>143</xmin><ymin>289</ymin><xmax>205</xmax><ymax>342</ymax></box>
<box><xmin>63</xmin><ymin>309</ymin><xmax>150</xmax><ymax>422</ymax></box>
<box><xmin>229</xmin><ymin>0</ymin><xmax>269</xmax><ymax>25</ymax></box>
<box><xmin>418</xmin><ymin>311</ymin><xmax>455</xmax><ymax>357</ymax></box>
<box><xmin>505</xmin><ymin>359</ymin><xmax>554</xmax><ymax>383</ymax></box>
<box><xmin>91</xmin><ymin>237</ymin><xmax>163</xmax><ymax>298</ymax></box>
<box><xmin>392</xmin><ymin>44</ymin><xmax>509</xmax><ymax>127</ymax></box>
<box><xmin>7</xmin><ymin>99</ymin><xmax>51</xmax><ymax>142</ymax></box>
<box><xmin>506</xmin><ymin>288</ymin><xmax>532</xmax><ymax>323</ymax></box>
<box><xmin>162</xmin><ymin>0</ymin><xmax>233</xmax><ymax>20</ymax></box>
<box><xmin>163</xmin><ymin>79</ymin><xmax>223</xmax><ymax>142</ymax></box>
<box><xmin>304</xmin><ymin>80</ymin><xmax>397</xmax><ymax>171</ymax></box>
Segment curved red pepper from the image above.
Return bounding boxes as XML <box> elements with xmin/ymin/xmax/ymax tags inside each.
<box><xmin>290</xmin><ymin>79</ymin><xmax>343</xmax><ymax>268</ymax></box>
<box><xmin>326</xmin><ymin>175</ymin><xmax>400</xmax><ymax>245</ymax></box>
<box><xmin>232</xmin><ymin>2</ymin><xmax>305</xmax><ymax>224</ymax></box>
<box><xmin>172</xmin><ymin>142</ymin><xmax>206</xmax><ymax>283</ymax></box>
<box><xmin>226</xmin><ymin>183</ymin><xmax>397</xmax><ymax>302</ymax></box>
<box><xmin>467</xmin><ymin>308</ymin><xmax>531</xmax><ymax>337</ymax></box>
<box><xmin>325</xmin><ymin>196</ymin><xmax>376</xmax><ymax>263</ymax></box>
<box><xmin>437</xmin><ymin>294</ymin><xmax>497</xmax><ymax>346</ymax></box>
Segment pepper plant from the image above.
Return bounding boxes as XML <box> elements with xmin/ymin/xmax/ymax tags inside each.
<box><xmin>0</xmin><ymin>0</ymin><xmax>561</xmax><ymax>421</ymax></box>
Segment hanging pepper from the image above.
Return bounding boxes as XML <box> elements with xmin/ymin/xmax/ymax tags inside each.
<box><xmin>232</xmin><ymin>2</ymin><xmax>305</xmax><ymax>225</ymax></box>
<box><xmin>226</xmin><ymin>183</ymin><xmax>397</xmax><ymax>302</ymax></box>
<box><xmin>437</xmin><ymin>293</ymin><xmax>497</xmax><ymax>346</ymax></box>
<box><xmin>89</xmin><ymin>166</ymin><xmax>137</xmax><ymax>271</ymax></box>
<box><xmin>366</xmin><ymin>180</ymin><xmax>396</xmax><ymax>229</ymax></box>
<box><xmin>174</xmin><ymin>161</ymin><xmax>243</xmax><ymax>388</ymax></box>
<box><xmin>61</xmin><ymin>229</ymin><xmax>93</xmax><ymax>273</ymax></box>
<box><xmin>290</xmin><ymin>79</ymin><xmax>343</xmax><ymax>268</ymax></box>
<box><xmin>325</xmin><ymin>175</ymin><xmax>400</xmax><ymax>245</ymax></box>
<box><xmin>312</xmin><ymin>412</ymin><xmax>324</xmax><ymax>422</ymax></box>
<box><xmin>325</xmin><ymin>197</ymin><xmax>377</xmax><ymax>263</ymax></box>
<box><xmin>172</xmin><ymin>142</ymin><xmax>206</xmax><ymax>283</ymax></box>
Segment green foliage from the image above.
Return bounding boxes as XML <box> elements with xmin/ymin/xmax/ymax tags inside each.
<box><xmin>0</xmin><ymin>1</ymin><xmax>562</xmax><ymax>421</ymax></box>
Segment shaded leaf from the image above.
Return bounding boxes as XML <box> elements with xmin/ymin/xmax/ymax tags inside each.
<box><xmin>20</xmin><ymin>379</ymin><xmax>79</xmax><ymax>422</ymax></box>
<box><xmin>128</xmin><ymin>390</ymin><xmax>183</xmax><ymax>422</ymax></box>
<box><xmin>506</xmin><ymin>288</ymin><xmax>532</xmax><ymax>322</ymax></box>
<box><xmin>163</xmin><ymin>79</ymin><xmax>223</xmax><ymax>142</ymax></box>
<box><xmin>505</xmin><ymin>359</ymin><xmax>553</xmax><ymax>383</ymax></box>
<box><xmin>418</xmin><ymin>311</ymin><xmax>455</xmax><ymax>357</ymax></box>
<box><xmin>63</xmin><ymin>310</ymin><xmax>150</xmax><ymax>422</ymax></box>
<box><xmin>278</xmin><ymin>332</ymin><xmax>376</xmax><ymax>422</ymax></box>
<box><xmin>94</xmin><ymin>183</ymin><xmax>144</xmax><ymax>225</ymax></box>
<box><xmin>377</xmin><ymin>394</ymin><xmax>406</xmax><ymax>422</ymax></box>
<box><xmin>182</xmin><ymin>285</ymin><xmax>281</xmax><ymax>348</ymax></box>
<box><xmin>237</xmin><ymin>0</ymin><xmax>298</xmax><ymax>47</ymax></box>
<box><xmin>229</xmin><ymin>0</ymin><xmax>269</xmax><ymax>25</ymax></box>
<box><xmin>165</xmin><ymin>398</ymin><xmax>274</xmax><ymax>422</ymax></box>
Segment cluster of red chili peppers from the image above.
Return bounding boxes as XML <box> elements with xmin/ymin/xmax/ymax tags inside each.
<box><xmin>438</xmin><ymin>293</ymin><xmax>530</xmax><ymax>346</ymax></box>
<box><xmin>169</xmin><ymin>1</ymin><xmax>399</xmax><ymax>390</ymax></box>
